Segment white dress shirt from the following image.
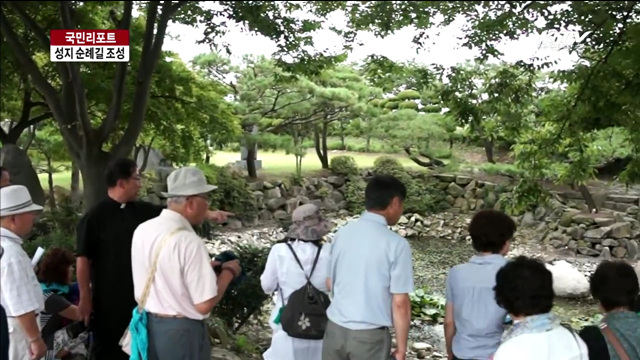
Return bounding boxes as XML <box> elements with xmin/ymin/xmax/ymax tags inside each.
<box><xmin>0</xmin><ymin>227</ymin><xmax>44</xmax><ymax>317</ymax></box>
<box><xmin>131</xmin><ymin>209</ymin><xmax>217</xmax><ymax>320</ymax></box>
<box><xmin>260</xmin><ymin>240</ymin><xmax>331</xmax><ymax>360</ymax></box>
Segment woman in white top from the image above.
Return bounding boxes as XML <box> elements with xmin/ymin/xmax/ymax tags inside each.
<box><xmin>260</xmin><ymin>203</ymin><xmax>333</xmax><ymax>360</ymax></box>
<box><xmin>491</xmin><ymin>256</ymin><xmax>588</xmax><ymax>360</ymax></box>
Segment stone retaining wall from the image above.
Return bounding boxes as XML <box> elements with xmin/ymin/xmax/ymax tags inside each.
<box><xmin>143</xmin><ymin>170</ymin><xmax>640</xmax><ymax>260</ymax></box>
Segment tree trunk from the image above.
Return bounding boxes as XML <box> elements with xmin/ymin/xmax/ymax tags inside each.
<box><xmin>0</xmin><ymin>143</ymin><xmax>46</xmax><ymax>206</ymax></box>
<box><xmin>483</xmin><ymin>138</ymin><xmax>495</xmax><ymax>163</ymax></box>
<box><xmin>314</xmin><ymin>124</ymin><xmax>329</xmax><ymax>169</ymax></box>
<box><xmin>339</xmin><ymin>121</ymin><xmax>346</xmax><ymax>150</ymax></box>
<box><xmin>365</xmin><ymin>135</ymin><xmax>371</xmax><ymax>152</ymax></box>
<box><xmin>78</xmin><ymin>151</ymin><xmax>110</xmax><ymax>212</ymax></box>
<box><xmin>70</xmin><ymin>161</ymin><xmax>81</xmax><ymax>204</ymax></box>
<box><xmin>246</xmin><ymin>145</ymin><xmax>257</xmax><ymax>179</ymax></box>
<box><xmin>46</xmin><ymin>156</ymin><xmax>57</xmax><ymax>211</ymax></box>
<box><xmin>578</xmin><ymin>183</ymin><xmax>598</xmax><ymax>213</ymax></box>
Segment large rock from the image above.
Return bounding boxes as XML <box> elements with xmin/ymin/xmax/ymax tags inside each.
<box><xmin>0</xmin><ymin>144</ymin><xmax>46</xmax><ymax>206</ymax></box>
<box><xmin>545</xmin><ymin>260</ymin><xmax>590</xmax><ymax>298</ymax></box>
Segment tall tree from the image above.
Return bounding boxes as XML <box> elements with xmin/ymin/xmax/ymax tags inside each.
<box><xmin>0</xmin><ymin>1</ymin><xmax>349</xmax><ymax>209</ymax></box>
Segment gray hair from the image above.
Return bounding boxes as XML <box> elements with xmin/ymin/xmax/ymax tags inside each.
<box><xmin>166</xmin><ymin>196</ymin><xmax>187</xmax><ymax>206</ymax></box>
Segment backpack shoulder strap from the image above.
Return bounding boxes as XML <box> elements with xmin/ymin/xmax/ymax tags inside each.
<box><xmin>285</xmin><ymin>242</ymin><xmax>323</xmax><ymax>281</ymax></box>
<box><xmin>308</xmin><ymin>244</ymin><xmax>323</xmax><ymax>279</ymax></box>
<box><xmin>599</xmin><ymin>321</ymin><xmax>631</xmax><ymax>360</ymax></box>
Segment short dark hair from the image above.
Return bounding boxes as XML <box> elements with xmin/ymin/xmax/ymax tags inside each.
<box><xmin>37</xmin><ymin>248</ymin><xmax>75</xmax><ymax>285</ymax></box>
<box><xmin>494</xmin><ymin>256</ymin><xmax>554</xmax><ymax>316</ymax></box>
<box><xmin>364</xmin><ymin>175</ymin><xmax>407</xmax><ymax>211</ymax></box>
<box><xmin>590</xmin><ymin>261</ymin><xmax>639</xmax><ymax>312</ymax></box>
<box><xmin>104</xmin><ymin>158</ymin><xmax>137</xmax><ymax>188</ymax></box>
<box><xmin>468</xmin><ymin>210</ymin><xmax>516</xmax><ymax>253</ymax></box>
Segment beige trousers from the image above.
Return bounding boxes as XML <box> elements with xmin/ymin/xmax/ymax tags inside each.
<box><xmin>7</xmin><ymin>317</ymin><xmax>41</xmax><ymax>360</ymax></box>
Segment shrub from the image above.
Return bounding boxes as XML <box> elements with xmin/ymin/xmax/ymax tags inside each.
<box><xmin>212</xmin><ymin>242</ymin><xmax>272</xmax><ymax>332</ymax></box>
<box><xmin>409</xmin><ymin>288</ymin><xmax>446</xmax><ymax>324</ymax></box>
<box><xmin>344</xmin><ymin>178</ymin><xmax>366</xmax><ymax>213</ymax></box>
<box><xmin>196</xmin><ymin>164</ymin><xmax>258</xmax><ymax>238</ymax></box>
<box><xmin>198</xmin><ymin>164</ymin><xmax>257</xmax><ymax>217</ymax></box>
<box><xmin>372</xmin><ymin>156</ymin><xmax>404</xmax><ymax>175</ymax></box>
<box><xmin>330</xmin><ymin>155</ymin><xmax>359</xmax><ymax>177</ymax></box>
<box><xmin>371</xmin><ymin>156</ymin><xmax>447</xmax><ymax>214</ymax></box>
<box><xmin>27</xmin><ymin>197</ymin><xmax>81</xmax><ymax>257</ymax></box>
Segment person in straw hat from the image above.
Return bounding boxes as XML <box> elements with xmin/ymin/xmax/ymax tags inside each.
<box><xmin>260</xmin><ymin>203</ymin><xmax>333</xmax><ymax>360</ymax></box>
<box><xmin>0</xmin><ymin>185</ymin><xmax>46</xmax><ymax>360</ymax></box>
<box><xmin>131</xmin><ymin>166</ymin><xmax>242</xmax><ymax>360</ymax></box>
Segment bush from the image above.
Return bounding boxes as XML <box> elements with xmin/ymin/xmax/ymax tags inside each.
<box><xmin>409</xmin><ymin>288</ymin><xmax>445</xmax><ymax>324</ymax></box>
<box><xmin>330</xmin><ymin>155</ymin><xmax>359</xmax><ymax>177</ymax></box>
<box><xmin>371</xmin><ymin>156</ymin><xmax>447</xmax><ymax>214</ymax></box>
<box><xmin>198</xmin><ymin>164</ymin><xmax>257</xmax><ymax>217</ymax></box>
<box><xmin>212</xmin><ymin>242</ymin><xmax>272</xmax><ymax>332</ymax></box>
<box><xmin>372</xmin><ymin>156</ymin><xmax>404</xmax><ymax>175</ymax></box>
<box><xmin>196</xmin><ymin>164</ymin><xmax>258</xmax><ymax>238</ymax></box>
<box><xmin>344</xmin><ymin>178</ymin><xmax>367</xmax><ymax>213</ymax></box>
<box><xmin>27</xmin><ymin>197</ymin><xmax>81</xmax><ymax>257</ymax></box>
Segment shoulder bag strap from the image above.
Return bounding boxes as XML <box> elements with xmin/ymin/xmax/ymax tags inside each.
<box><xmin>138</xmin><ymin>227</ymin><xmax>185</xmax><ymax>311</ymax></box>
<box><xmin>599</xmin><ymin>321</ymin><xmax>631</xmax><ymax>360</ymax></box>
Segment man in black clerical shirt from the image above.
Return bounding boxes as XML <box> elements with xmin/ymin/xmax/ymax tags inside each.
<box><xmin>75</xmin><ymin>158</ymin><xmax>233</xmax><ymax>360</ymax></box>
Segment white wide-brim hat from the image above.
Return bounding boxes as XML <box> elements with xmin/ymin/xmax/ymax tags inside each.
<box><xmin>0</xmin><ymin>185</ymin><xmax>44</xmax><ymax>217</ymax></box>
<box><xmin>160</xmin><ymin>166</ymin><xmax>218</xmax><ymax>198</ymax></box>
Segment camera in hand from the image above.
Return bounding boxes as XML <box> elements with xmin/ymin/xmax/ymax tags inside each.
<box><xmin>65</xmin><ymin>321</ymin><xmax>87</xmax><ymax>339</ymax></box>
<box><xmin>212</xmin><ymin>250</ymin><xmax>247</xmax><ymax>287</ymax></box>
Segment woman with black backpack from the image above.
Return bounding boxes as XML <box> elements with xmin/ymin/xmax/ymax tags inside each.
<box><xmin>260</xmin><ymin>204</ymin><xmax>333</xmax><ymax>360</ymax></box>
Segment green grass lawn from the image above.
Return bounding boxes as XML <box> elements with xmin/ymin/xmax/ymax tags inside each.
<box><xmin>38</xmin><ymin>149</ymin><xmax>419</xmax><ymax>190</ymax></box>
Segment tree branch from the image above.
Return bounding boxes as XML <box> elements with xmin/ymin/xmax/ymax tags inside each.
<box><xmin>112</xmin><ymin>0</ymin><xmax>186</xmax><ymax>158</ymax></box>
<box><xmin>98</xmin><ymin>1</ymin><xmax>133</xmax><ymax>144</ymax></box>
<box><xmin>0</xmin><ymin>6</ymin><xmax>82</xmax><ymax>155</ymax></box>
<box><xmin>150</xmin><ymin>94</ymin><xmax>194</xmax><ymax>104</ymax></box>
<box><xmin>60</xmin><ymin>1</ymin><xmax>93</xmax><ymax>142</ymax></box>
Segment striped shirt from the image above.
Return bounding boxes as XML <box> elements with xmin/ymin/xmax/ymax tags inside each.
<box><xmin>0</xmin><ymin>228</ymin><xmax>44</xmax><ymax>317</ymax></box>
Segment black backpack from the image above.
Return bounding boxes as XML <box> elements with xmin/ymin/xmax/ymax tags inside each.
<box><xmin>279</xmin><ymin>243</ymin><xmax>331</xmax><ymax>340</ymax></box>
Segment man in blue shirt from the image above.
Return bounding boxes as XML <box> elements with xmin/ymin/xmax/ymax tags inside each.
<box><xmin>323</xmin><ymin>175</ymin><xmax>414</xmax><ymax>360</ymax></box>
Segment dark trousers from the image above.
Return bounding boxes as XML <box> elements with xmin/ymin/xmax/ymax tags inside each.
<box><xmin>1</xmin><ymin>305</ymin><xmax>9</xmax><ymax>360</ymax></box>
<box><xmin>147</xmin><ymin>315</ymin><xmax>210</xmax><ymax>360</ymax></box>
<box><xmin>322</xmin><ymin>320</ymin><xmax>392</xmax><ymax>360</ymax></box>
<box><xmin>89</xmin><ymin>307</ymin><xmax>132</xmax><ymax>360</ymax></box>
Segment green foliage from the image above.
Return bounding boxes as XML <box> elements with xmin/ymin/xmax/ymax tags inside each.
<box><xmin>409</xmin><ymin>288</ymin><xmax>446</xmax><ymax>324</ymax></box>
<box><xmin>329</xmin><ymin>155</ymin><xmax>360</xmax><ymax>177</ymax></box>
<box><xmin>498</xmin><ymin>179</ymin><xmax>549</xmax><ymax>216</ymax></box>
<box><xmin>212</xmin><ymin>242</ymin><xmax>272</xmax><ymax>332</ymax></box>
<box><xmin>26</xmin><ymin>198</ymin><xmax>82</xmax><ymax>257</ymax></box>
<box><xmin>372</xmin><ymin>156</ymin><xmax>405</xmax><ymax>175</ymax></box>
<box><xmin>198</xmin><ymin>164</ymin><xmax>258</xmax><ymax>221</ymax></box>
<box><xmin>372</xmin><ymin>156</ymin><xmax>447</xmax><ymax>214</ymax></box>
<box><xmin>343</xmin><ymin>178</ymin><xmax>367</xmax><ymax>213</ymax></box>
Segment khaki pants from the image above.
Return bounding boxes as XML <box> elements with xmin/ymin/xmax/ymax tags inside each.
<box><xmin>322</xmin><ymin>320</ymin><xmax>392</xmax><ymax>360</ymax></box>
<box><xmin>7</xmin><ymin>317</ymin><xmax>38</xmax><ymax>360</ymax></box>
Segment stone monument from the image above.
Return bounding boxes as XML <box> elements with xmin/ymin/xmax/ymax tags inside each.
<box><xmin>234</xmin><ymin>125</ymin><xmax>262</xmax><ymax>170</ymax></box>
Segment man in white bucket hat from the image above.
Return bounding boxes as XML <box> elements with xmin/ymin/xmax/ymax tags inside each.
<box><xmin>131</xmin><ymin>167</ymin><xmax>241</xmax><ymax>360</ymax></box>
<box><xmin>0</xmin><ymin>185</ymin><xmax>46</xmax><ymax>360</ymax></box>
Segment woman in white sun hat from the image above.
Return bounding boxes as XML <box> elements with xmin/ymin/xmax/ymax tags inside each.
<box><xmin>0</xmin><ymin>185</ymin><xmax>46</xmax><ymax>360</ymax></box>
<box><xmin>260</xmin><ymin>203</ymin><xmax>334</xmax><ymax>360</ymax></box>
